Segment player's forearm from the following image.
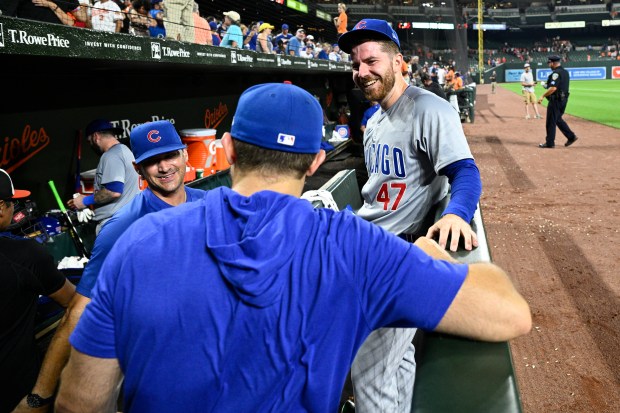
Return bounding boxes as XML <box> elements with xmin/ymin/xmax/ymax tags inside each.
<box><xmin>55</xmin><ymin>352</ymin><xmax>122</xmax><ymax>413</ymax></box>
<box><xmin>93</xmin><ymin>188</ymin><xmax>121</xmax><ymax>205</ymax></box>
<box><xmin>436</xmin><ymin>263</ymin><xmax>532</xmax><ymax>341</ymax></box>
<box><xmin>414</xmin><ymin>237</ymin><xmax>458</xmax><ymax>263</ymax></box>
<box><xmin>31</xmin><ymin>294</ymin><xmax>87</xmax><ymax>398</ymax></box>
<box><xmin>441</xmin><ymin>159</ymin><xmax>482</xmax><ymax>223</ymax></box>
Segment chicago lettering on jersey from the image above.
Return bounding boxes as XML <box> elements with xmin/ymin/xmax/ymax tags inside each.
<box><xmin>365</xmin><ymin>143</ymin><xmax>406</xmax><ymax>178</ymax></box>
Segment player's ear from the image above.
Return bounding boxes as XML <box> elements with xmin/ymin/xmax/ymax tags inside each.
<box><xmin>307</xmin><ymin>150</ymin><xmax>326</xmax><ymax>177</ymax></box>
<box><xmin>221</xmin><ymin>132</ymin><xmax>237</xmax><ymax>166</ymax></box>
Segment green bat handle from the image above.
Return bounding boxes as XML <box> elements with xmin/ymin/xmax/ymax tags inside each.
<box><xmin>48</xmin><ymin>180</ymin><xmax>67</xmax><ymax>213</ymax></box>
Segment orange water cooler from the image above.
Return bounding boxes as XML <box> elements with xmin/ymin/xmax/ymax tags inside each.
<box><xmin>179</xmin><ymin>128</ymin><xmax>229</xmax><ymax>178</ymax></box>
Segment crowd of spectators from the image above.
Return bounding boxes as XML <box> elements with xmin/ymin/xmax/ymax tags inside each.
<box><xmin>2</xmin><ymin>0</ymin><xmax>352</xmax><ymax>61</ymax></box>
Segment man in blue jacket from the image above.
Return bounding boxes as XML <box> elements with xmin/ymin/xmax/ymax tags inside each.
<box><xmin>56</xmin><ymin>83</ymin><xmax>531</xmax><ymax>413</ymax></box>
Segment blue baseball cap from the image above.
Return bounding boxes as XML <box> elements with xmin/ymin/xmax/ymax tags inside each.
<box><xmin>130</xmin><ymin>120</ymin><xmax>187</xmax><ymax>164</ymax></box>
<box><xmin>231</xmin><ymin>83</ymin><xmax>322</xmax><ymax>154</ymax></box>
<box><xmin>338</xmin><ymin>19</ymin><xmax>400</xmax><ymax>54</ymax></box>
<box><xmin>85</xmin><ymin>119</ymin><xmax>123</xmax><ymax>137</ymax></box>
<box><xmin>282</xmin><ymin>23</ymin><xmax>289</xmax><ymax>30</ymax></box>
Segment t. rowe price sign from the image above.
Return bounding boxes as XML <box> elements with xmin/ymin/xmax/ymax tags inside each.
<box><xmin>612</xmin><ymin>66</ymin><xmax>620</xmax><ymax>79</ymax></box>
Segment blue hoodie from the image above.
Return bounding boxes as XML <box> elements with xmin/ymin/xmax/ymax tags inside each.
<box><xmin>71</xmin><ymin>187</ymin><xmax>466</xmax><ymax>412</ymax></box>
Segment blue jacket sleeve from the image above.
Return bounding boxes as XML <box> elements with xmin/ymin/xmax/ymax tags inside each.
<box><xmin>438</xmin><ymin>158</ymin><xmax>482</xmax><ymax>224</ymax></box>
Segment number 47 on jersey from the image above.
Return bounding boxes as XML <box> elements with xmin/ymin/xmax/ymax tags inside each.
<box><xmin>376</xmin><ymin>182</ymin><xmax>406</xmax><ymax>210</ymax></box>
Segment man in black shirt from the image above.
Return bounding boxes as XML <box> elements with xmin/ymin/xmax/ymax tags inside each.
<box><xmin>421</xmin><ymin>72</ymin><xmax>447</xmax><ymax>100</ymax></box>
<box><xmin>0</xmin><ymin>169</ymin><xmax>75</xmax><ymax>412</ymax></box>
<box><xmin>538</xmin><ymin>55</ymin><xmax>578</xmax><ymax>148</ymax></box>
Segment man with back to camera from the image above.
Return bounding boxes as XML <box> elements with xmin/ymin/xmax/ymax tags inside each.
<box><xmin>537</xmin><ymin>55</ymin><xmax>578</xmax><ymax>148</ymax></box>
<box><xmin>0</xmin><ymin>169</ymin><xmax>76</xmax><ymax>413</ymax></box>
<box><xmin>421</xmin><ymin>71</ymin><xmax>447</xmax><ymax>100</ymax></box>
<box><xmin>55</xmin><ymin>82</ymin><xmax>531</xmax><ymax>413</ymax></box>
<box><xmin>338</xmin><ymin>19</ymin><xmax>483</xmax><ymax>411</ymax></box>
<box><xmin>520</xmin><ymin>63</ymin><xmax>542</xmax><ymax>120</ymax></box>
<box><xmin>16</xmin><ymin>121</ymin><xmax>205</xmax><ymax>411</ymax></box>
<box><xmin>68</xmin><ymin>119</ymin><xmax>140</xmax><ymax>235</ymax></box>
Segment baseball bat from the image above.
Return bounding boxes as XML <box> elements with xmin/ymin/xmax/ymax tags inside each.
<box><xmin>75</xmin><ymin>129</ymin><xmax>82</xmax><ymax>193</ymax></box>
<box><xmin>48</xmin><ymin>180</ymin><xmax>90</xmax><ymax>259</ymax></box>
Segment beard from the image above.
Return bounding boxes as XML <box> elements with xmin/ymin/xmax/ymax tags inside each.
<box><xmin>90</xmin><ymin>144</ymin><xmax>103</xmax><ymax>157</ymax></box>
<box><xmin>356</xmin><ymin>67</ymin><xmax>396</xmax><ymax>103</ymax></box>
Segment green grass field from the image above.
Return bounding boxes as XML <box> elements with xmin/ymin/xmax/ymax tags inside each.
<box><xmin>499</xmin><ymin>80</ymin><xmax>620</xmax><ymax>129</ymax></box>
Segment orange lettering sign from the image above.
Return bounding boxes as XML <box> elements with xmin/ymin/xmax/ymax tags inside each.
<box><xmin>1</xmin><ymin>125</ymin><xmax>51</xmax><ymax>173</ymax></box>
<box><xmin>204</xmin><ymin>102</ymin><xmax>229</xmax><ymax>130</ymax></box>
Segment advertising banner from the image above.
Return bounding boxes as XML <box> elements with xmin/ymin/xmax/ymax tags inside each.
<box><xmin>536</xmin><ymin>67</ymin><xmax>607</xmax><ymax>81</ymax></box>
<box><xmin>506</xmin><ymin>69</ymin><xmax>525</xmax><ymax>82</ymax></box>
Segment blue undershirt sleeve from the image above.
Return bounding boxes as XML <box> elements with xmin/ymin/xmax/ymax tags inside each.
<box><xmin>103</xmin><ymin>181</ymin><xmax>124</xmax><ymax>194</ymax></box>
<box><xmin>439</xmin><ymin>158</ymin><xmax>482</xmax><ymax>224</ymax></box>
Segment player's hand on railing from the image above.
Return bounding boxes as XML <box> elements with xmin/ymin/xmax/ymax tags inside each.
<box><xmin>425</xmin><ymin>213</ymin><xmax>478</xmax><ymax>252</ymax></box>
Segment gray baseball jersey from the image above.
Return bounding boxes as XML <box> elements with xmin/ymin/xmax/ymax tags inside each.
<box><xmin>94</xmin><ymin>143</ymin><xmax>140</xmax><ymax>226</ymax></box>
<box><xmin>357</xmin><ymin>86</ymin><xmax>473</xmax><ymax>235</ymax></box>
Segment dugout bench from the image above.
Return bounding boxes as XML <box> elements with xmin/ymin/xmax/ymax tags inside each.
<box><xmin>311</xmin><ymin>169</ymin><xmax>522</xmax><ymax>413</ymax></box>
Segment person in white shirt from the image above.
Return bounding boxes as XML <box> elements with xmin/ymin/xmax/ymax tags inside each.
<box><xmin>520</xmin><ymin>63</ymin><xmax>542</xmax><ymax>119</ymax></box>
<box><xmin>90</xmin><ymin>0</ymin><xmax>124</xmax><ymax>32</ymax></box>
<box><xmin>329</xmin><ymin>43</ymin><xmax>341</xmax><ymax>62</ymax></box>
<box><xmin>437</xmin><ymin>65</ymin><xmax>446</xmax><ymax>88</ymax></box>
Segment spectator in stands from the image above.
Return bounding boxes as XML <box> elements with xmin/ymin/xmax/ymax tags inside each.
<box><xmin>91</xmin><ymin>0</ymin><xmax>124</xmax><ymax>32</ymax></box>
<box><xmin>520</xmin><ymin>63</ymin><xmax>542</xmax><ymax>120</ymax></box>
<box><xmin>329</xmin><ymin>43</ymin><xmax>342</xmax><ymax>61</ymax></box>
<box><xmin>219</xmin><ymin>11</ymin><xmax>243</xmax><ymax>49</ymax></box>
<box><xmin>333</xmin><ymin>2</ymin><xmax>347</xmax><ymax>36</ymax></box>
<box><xmin>421</xmin><ymin>72</ymin><xmax>447</xmax><ymax>100</ymax></box>
<box><xmin>304</xmin><ymin>34</ymin><xmax>316</xmax><ymax>49</ymax></box>
<box><xmin>164</xmin><ymin>0</ymin><xmax>193</xmax><ymax>42</ymax></box>
<box><xmin>243</xmin><ymin>22</ymin><xmax>259</xmax><ymax>51</ymax></box>
<box><xmin>430</xmin><ymin>61</ymin><xmax>439</xmax><ymax>83</ymax></box>
<box><xmin>274</xmin><ymin>39</ymin><xmax>287</xmax><ymax>55</ymax></box>
<box><xmin>209</xmin><ymin>20</ymin><xmax>221</xmax><ymax>46</ymax></box>
<box><xmin>0</xmin><ymin>169</ymin><xmax>76</xmax><ymax>413</ymax></box>
<box><xmin>437</xmin><ymin>63</ymin><xmax>447</xmax><ymax>88</ymax></box>
<box><xmin>257</xmin><ymin>22</ymin><xmax>275</xmax><ymax>54</ymax></box>
<box><xmin>27</xmin><ymin>0</ymin><xmax>83</xmax><ymax>26</ymax></box>
<box><xmin>148</xmin><ymin>0</ymin><xmax>165</xmax><ymax>38</ymax></box>
<box><xmin>317</xmin><ymin>42</ymin><xmax>331</xmax><ymax>60</ymax></box>
<box><xmin>287</xmin><ymin>28</ymin><xmax>306</xmax><ymax>57</ymax></box>
<box><xmin>273</xmin><ymin>23</ymin><xmax>293</xmax><ymax>49</ymax></box>
<box><xmin>3</xmin><ymin>0</ymin><xmax>79</xmax><ymax>26</ymax></box>
<box><xmin>127</xmin><ymin>0</ymin><xmax>151</xmax><ymax>37</ymax></box>
<box><xmin>452</xmin><ymin>71</ymin><xmax>464</xmax><ymax>91</ymax></box>
<box><xmin>302</xmin><ymin>43</ymin><xmax>316</xmax><ymax>59</ymax></box>
<box><xmin>192</xmin><ymin>2</ymin><xmax>211</xmax><ymax>45</ymax></box>
<box><xmin>118</xmin><ymin>0</ymin><xmax>131</xmax><ymax>33</ymax></box>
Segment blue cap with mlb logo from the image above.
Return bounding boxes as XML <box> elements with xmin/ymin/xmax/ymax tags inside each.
<box><xmin>130</xmin><ymin>120</ymin><xmax>187</xmax><ymax>164</ymax></box>
<box><xmin>337</xmin><ymin>18</ymin><xmax>401</xmax><ymax>54</ymax></box>
<box><xmin>230</xmin><ymin>83</ymin><xmax>323</xmax><ymax>154</ymax></box>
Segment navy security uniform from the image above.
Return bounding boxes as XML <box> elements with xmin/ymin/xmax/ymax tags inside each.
<box><xmin>544</xmin><ymin>65</ymin><xmax>576</xmax><ymax>146</ymax></box>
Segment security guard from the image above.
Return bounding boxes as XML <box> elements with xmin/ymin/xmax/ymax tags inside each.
<box><xmin>538</xmin><ymin>55</ymin><xmax>578</xmax><ymax>148</ymax></box>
